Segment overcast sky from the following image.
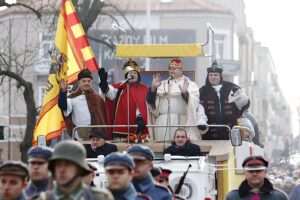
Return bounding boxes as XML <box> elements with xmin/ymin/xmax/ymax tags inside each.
<box><xmin>244</xmin><ymin>0</ymin><xmax>300</xmax><ymax>136</ymax></box>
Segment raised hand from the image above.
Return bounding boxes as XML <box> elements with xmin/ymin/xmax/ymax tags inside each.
<box><xmin>151</xmin><ymin>73</ymin><xmax>161</xmax><ymax>91</ymax></box>
<box><xmin>179</xmin><ymin>77</ymin><xmax>189</xmax><ymax>94</ymax></box>
<box><xmin>98</xmin><ymin>68</ymin><xmax>108</xmax><ymax>84</ymax></box>
<box><xmin>59</xmin><ymin>79</ymin><xmax>68</xmax><ymax>92</ymax></box>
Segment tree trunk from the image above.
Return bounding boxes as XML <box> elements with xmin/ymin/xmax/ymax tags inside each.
<box><xmin>19</xmin><ymin>82</ymin><xmax>36</xmax><ymax>162</ymax></box>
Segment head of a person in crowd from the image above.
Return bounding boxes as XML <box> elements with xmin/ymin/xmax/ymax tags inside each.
<box><xmin>159</xmin><ymin>168</ymin><xmax>172</xmax><ymax>188</ymax></box>
<box><xmin>77</xmin><ymin>68</ymin><xmax>93</xmax><ymax>92</ymax></box>
<box><xmin>104</xmin><ymin>152</ymin><xmax>134</xmax><ymax>192</ymax></box>
<box><xmin>82</xmin><ymin>163</ymin><xmax>97</xmax><ymax>186</ymax></box>
<box><xmin>0</xmin><ymin>161</ymin><xmax>29</xmax><ymax>200</ymax></box>
<box><xmin>242</xmin><ymin>155</ymin><xmax>269</xmax><ymax>189</ymax></box>
<box><xmin>168</xmin><ymin>58</ymin><xmax>183</xmax><ymax>80</ymax></box>
<box><xmin>123</xmin><ymin>59</ymin><xmax>141</xmax><ymax>84</ymax></box>
<box><xmin>48</xmin><ymin>140</ymin><xmax>92</xmax><ymax>190</ymax></box>
<box><xmin>173</xmin><ymin>128</ymin><xmax>189</xmax><ymax>147</ymax></box>
<box><xmin>150</xmin><ymin>166</ymin><xmax>162</xmax><ymax>183</ymax></box>
<box><xmin>206</xmin><ymin>59</ymin><xmax>223</xmax><ymax>86</ymax></box>
<box><xmin>89</xmin><ymin>130</ymin><xmax>107</xmax><ymax>150</ymax></box>
<box><xmin>27</xmin><ymin>146</ymin><xmax>53</xmax><ymax>182</ymax></box>
<box><xmin>127</xmin><ymin>145</ymin><xmax>154</xmax><ymax>180</ymax></box>
<box><xmin>284</xmin><ymin>177</ymin><xmax>295</xmax><ymax>189</ymax></box>
<box><xmin>273</xmin><ymin>178</ymin><xmax>283</xmax><ymax>188</ymax></box>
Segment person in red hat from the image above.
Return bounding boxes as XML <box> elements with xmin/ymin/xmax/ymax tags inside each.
<box><xmin>147</xmin><ymin>58</ymin><xmax>206</xmax><ymax>141</ymax></box>
<box><xmin>159</xmin><ymin>168</ymin><xmax>173</xmax><ymax>193</ymax></box>
<box><xmin>225</xmin><ymin>155</ymin><xmax>288</xmax><ymax>200</ymax></box>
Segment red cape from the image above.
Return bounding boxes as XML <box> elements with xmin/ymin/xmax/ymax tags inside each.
<box><xmin>106</xmin><ymin>82</ymin><xmax>149</xmax><ymax>139</ymax></box>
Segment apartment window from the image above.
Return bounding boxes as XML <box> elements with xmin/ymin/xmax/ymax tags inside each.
<box><xmin>38</xmin><ymin>86</ymin><xmax>47</xmax><ymax>107</ymax></box>
<box><xmin>40</xmin><ymin>33</ymin><xmax>55</xmax><ymax>60</ymax></box>
<box><xmin>214</xmin><ymin>30</ymin><xmax>231</xmax><ymax>59</ymax></box>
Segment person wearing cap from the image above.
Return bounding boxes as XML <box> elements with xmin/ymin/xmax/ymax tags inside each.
<box><xmin>159</xmin><ymin>168</ymin><xmax>173</xmax><ymax>193</ymax></box>
<box><xmin>0</xmin><ymin>161</ymin><xmax>28</xmax><ymax>200</ymax></box>
<box><xmin>163</xmin><ymin>128</ymin><xmax>203</xmax><ymax>156</ymax></box>
<box><xmin>127</xmin><ymin>145</ymin><xmax>172</xmax><ymax>200</ymax></box>
<box><xmin>98</xmin><ymin>60</ymin><xmax>149</xmax><ymax>139</ymax></box>
<box><xmin>58</xmin><ymin>68</ymin><xmax>107</xmax><ymax>139</ymax></box>
<box><xmin>84</xmin><ymin>130</ymin><xmax>117</xmax><ymax>158</ymax></box>
<box><xmin>82</xmin><ymin>163</ymin><xmax>97</xmax><ymax>187</ymax></box>
<box><xmin>33</xmin><ymin>140</ymin><xmax>113</xmax><ymax>200</ymax></box>
<box><xmin>225</xmin><ymin>155</ymin><xmax>288</xmax><ymax>200</ymax></box>
<box><xmin>147</xmin><ymin>58</ymin><xmax>207</xmax><ymax>141</ymax></box>
<box><xmin>104</xmin><ymin>152</ymin><xmax>151</xmax><ymax>200</ymax></box>
<box><xmin>151</xmin><ymin>166</ymin><xmax>162</xmax><ymax>183</ymax></box>
<box><xmin>25</xmin><ymin>146</ymin><xmax>52</xmax><ymax>198</ymax></box>
<box><xmin>199</xmin><ymin>59</ymin><xmax>250</xmax><ymax>140</ymax></box>
<box><xmin>288</xmin><ymin>179</ymin><xmax>300</xmax><ymax>200</ymax></box>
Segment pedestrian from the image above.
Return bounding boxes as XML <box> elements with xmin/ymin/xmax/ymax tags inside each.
<box><xmin>33</xmin><ymin>140</ymin><xmax>113</xmax><ymax>200</ymax></box>
<box><xmin>0</xmin><ymin>161</ymin><xmax>29</xmax><ymax>200</ymax></box>
<box><xmin>25</xmin><ymin>146</ymin><xmax>53</xmax><ymax>198</ymax></box>
<box><xmin>127</xmin><ymin>145</ymin><xmax>172</xmax><ymax>200</ymax></box>
<box><xmin>104</xmin><ymin>152</ymin><xmax>151</xmax><ymax>200</ymax></box>
<box><xmin>225</xmin><ymin>155</ymin><xmax>288</xmax><ymax>200</ymax></box>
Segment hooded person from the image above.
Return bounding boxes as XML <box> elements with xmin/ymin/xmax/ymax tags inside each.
<box><xmin>198</xmin><ymin>59</ymin><xmax>250</xmax><ymax>140</ymax></box>
<box><xmin>98</xmin><ymin>59</ymin><xmax>149</xmax><ymax>140</ymax></box>
<box><xmin>147</xmin><ymin>58</ymin><xmax>206</xmax><ymax>141</ymax></box>
<box><xmin>58</xmin><ymin>68</ymin><xmax>108</xmax><ymax>139</ymax></box>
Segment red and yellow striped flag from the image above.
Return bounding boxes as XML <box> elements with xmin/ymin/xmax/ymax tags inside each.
<box><xmin>33</xmin><ymin>0</ymin><xmax>99</xmax><ymax>145</ymax></box>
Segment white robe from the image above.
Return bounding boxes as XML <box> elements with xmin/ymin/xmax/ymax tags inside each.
<box><xmin>148</xmin><ymin>76</ymin><xmax>201</xmax><ymax>141</ymax></box>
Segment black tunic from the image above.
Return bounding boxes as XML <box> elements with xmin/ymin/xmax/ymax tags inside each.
<box><xmin>163</xmin><ymin>142</ymin><xmax>203</xmax><ymax>156</ymax></box>
<box><xmin>84</xmin><ymin>143</ymin><xmax>118</xmax><ymax>158</ymax></box>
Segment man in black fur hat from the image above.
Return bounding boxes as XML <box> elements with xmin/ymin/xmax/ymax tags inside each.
<box><xmin>198</xmin><ymin>60</ymin><xmax>250</xmax><ymax>140</ymax></box>
<box><xmin>58</xmin><ymin>68</ymin><xmax>107</xmax><ymax>139</ymax></box>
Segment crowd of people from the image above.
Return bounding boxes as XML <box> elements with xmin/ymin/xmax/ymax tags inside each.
<box><xmin>56</xmin><ymin>57</ymin><xmax>251</xmax><ymax>142</ymax></box>
<box><xmin>0</xmin><ymin>58</ymin><xmax>264</xmax><ymax>200</ymax></box>
<box><xmin>2</xmin><ymin>144</ymin><xmax>299</xmax><ymax>200</ymax></box>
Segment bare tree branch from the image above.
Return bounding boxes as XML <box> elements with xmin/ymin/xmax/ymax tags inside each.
<box><xmin>0</xmin><ymin>1</ymin><xmax>42</xmax><ymax>20</ymax></box>
<box><xmin>87</xmin><ymin>34</ymin><xmax>115</xmax><ymax>49</ymax></box>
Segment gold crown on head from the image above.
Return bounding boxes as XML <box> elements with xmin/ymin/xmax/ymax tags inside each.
<box><xmin>123</xmin><ymin>59</ymin><xmax>140</xmax><ymax>74</ymax></box>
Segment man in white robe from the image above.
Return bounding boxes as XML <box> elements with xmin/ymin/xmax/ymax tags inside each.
<box><xmin>146</xmin><ymin>59</ymin><xmax>207</xmax><ymax>141</ymax></box>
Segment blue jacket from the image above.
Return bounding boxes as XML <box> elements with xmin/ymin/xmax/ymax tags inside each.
<box><xmin>25</xmin><ymin>179</ymin><xmax>49</xmax><ymax>198</ymax></box>
<box><xmin>132</xmin><ymin>176</ymin><xmax>172</xmax><ymax>200</ymax></box>
<box><xmin>289</xmin><ymin>184</ymin><xmax>300</xmax><ymax>200</ymax></box>
<box><xmin>111</xmin><ymin>184</ymin><xmax>151</xmax><ymax>200</ymax></box>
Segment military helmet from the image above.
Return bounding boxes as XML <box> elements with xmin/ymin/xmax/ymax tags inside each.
<box><xmin>48</xmin><ymin>140</ymin><xmax>91</xmax><ymax>176</ymax></box>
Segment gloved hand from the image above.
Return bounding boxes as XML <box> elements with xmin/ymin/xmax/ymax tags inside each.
<box><xmin>197</xmin><ymin>124</ymin><xmax>208</xmax><ymax>131</ymax></box>
<box><xmin>230</xmin><ymin>86</ymin><xmax>240</xmax><ymax>95</ymax></box>
<box><xmin>98</xmin><ymin>68</ymin><xmax>108</xmax><ymax>93</ymax></box>
<box><xmin>136</xmin><ymin>115</ymin><xmax>146</xmax><ymax>135</ymax></box>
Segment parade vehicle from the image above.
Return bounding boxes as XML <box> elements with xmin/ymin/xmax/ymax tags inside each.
<box><xmin>70</xmin><ymin>24</ymin><xmax>264</xmax><ymax>200</ymax></box>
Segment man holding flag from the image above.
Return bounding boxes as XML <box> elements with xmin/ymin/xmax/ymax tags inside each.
<box><xmin>33</xmin><ymin>0</ymin><xmax>106</xmax><ymax>144</ymax></box>
<box><xmin>58</xmin><ymin>68</ymin><xmax>107</xmax><ymax>139</ymax></box>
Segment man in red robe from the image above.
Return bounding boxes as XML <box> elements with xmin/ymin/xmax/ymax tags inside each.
<box><xmin>98</xmin><ymin>60</ymin><xmax>149</xmax><ymax>141</ymax></box>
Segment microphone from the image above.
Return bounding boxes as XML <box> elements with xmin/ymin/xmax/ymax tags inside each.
<box><xmin>120</xmin><ymin>75</ymin><xmax>133</xmax><ymax>86</ymax></box>
<box><xmin>167</xmin><ymin>75</ymin><xmax>174</xmax><ymax>83</ymax></box>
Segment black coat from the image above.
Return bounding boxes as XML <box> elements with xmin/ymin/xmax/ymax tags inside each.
<box><xmin>84</xmin><ymin>143</ymin><xmax>118</xmax><ymax>158</ymax></box>
<box><xmin>163</xmin><ymin>142</ymin><xmax>202</xmax><ymax>156</ymax></box>
<box><xmin>225</xmin><ymin>178</ymin><xmax>288</xmax><ymax>200</ymax></box>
